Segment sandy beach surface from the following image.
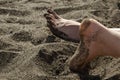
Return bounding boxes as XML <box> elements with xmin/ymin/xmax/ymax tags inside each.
<box><xmin>0</xmin><ymin>0</ymin><xmax>120</xmax><ymax>80</ymax></box>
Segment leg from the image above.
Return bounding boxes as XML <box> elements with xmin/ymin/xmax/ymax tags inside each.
<box><xmin>44</xmin><ymin>9</ymin><xmax>120</xmax><ymax>43</ymax></box>
<box><xmin>68</xmin><ymin>18</ymin><xmax>120</xmax><ymax>74</ymax></box>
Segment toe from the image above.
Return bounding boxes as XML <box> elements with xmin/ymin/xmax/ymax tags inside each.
<box><xmin>47</xmin><ymin>9</ymin><xmax>61</xmax><ymax>19</ymax></box>
<box><xmin>48</xmin><ymin>19</ymin><xmax>56</xmax><ymax>26</ymax></box>
<box><xmin>44</xmin><ymin>13</ymin><xmax>52</xmax><ymax>20</ymax></box>
<box><xmin>44</xmin><ymin>13</ymin><xmax>56</xmax><ymax>20</ymax></box>
<box><xmin>44</xmin><ymin>13</ymin><xmax>49</xmax><ymax>18</ymax></box>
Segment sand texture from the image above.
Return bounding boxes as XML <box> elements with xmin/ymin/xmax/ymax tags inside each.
<box><xmin>0</xmin><ymin>0</ymin><xmax>120</xmax><ymax>80</ymax></box>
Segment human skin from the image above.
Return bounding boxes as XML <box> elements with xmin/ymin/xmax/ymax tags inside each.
<box><xmin>69</xmin><ymin>19</ymin><xmax>120</xmax><ymax>72</ymax></box>
<box><xmin>44</xmin><ymin>9</ymin><xmax>120</xmax><ymax>72</ymax></box>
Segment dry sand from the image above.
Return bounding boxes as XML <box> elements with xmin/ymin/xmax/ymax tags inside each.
<box><xmin>0</xmin><ymin>0</ymin><xmax>120</xmax><ymax>80</ymax></box>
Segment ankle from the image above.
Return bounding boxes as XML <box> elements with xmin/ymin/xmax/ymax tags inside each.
<box><xmin>80</xmin><ymin>19</ymin><xmax>106</xmax><ymax>43</ymax></box>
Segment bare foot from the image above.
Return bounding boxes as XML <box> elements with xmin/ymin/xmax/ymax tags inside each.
<box><xmin>44</xmin><ymin>9</ymin><xmax>120</xmax><ymax>43</ymax></box>
<box><xmin>68</xmin><ymin>41</ymin><xmax>90</xmax><ymax>73</ymax></box>
<box><xmin>44</xmin><ymin>9</ymin><xmax>80</xmax><ymax>43</ymax></box>
<box><xmin>44</xmin><ymin>9</ymin><xmax>120</xmax><ymax>73</ymax></box>
<box><xmin>68</xmin><ymin>18</ymin><xmax>119</xmax><ymax>73</ymax></box>
<box><xmin>68</xmin><ymin>19</ymin><xmax>104</xmax><ymax>73</ymax></box>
